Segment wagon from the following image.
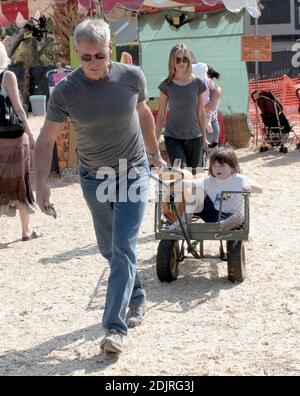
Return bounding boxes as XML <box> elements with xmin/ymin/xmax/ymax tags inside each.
<box><xmin>152</xmin><ymin>171</ymin><xmax>250</xmax><ymax>283</ymax></box>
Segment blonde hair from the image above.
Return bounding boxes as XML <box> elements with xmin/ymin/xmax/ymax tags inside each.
<box><xmin>165</xmin><ymin>43</ymin><xmax>193</xmax><ymax>83</ymax></box>
<box><xmin>0</xmin><ymin>41</ymin><xmax>10</xmax><ymax>69</ymax></box>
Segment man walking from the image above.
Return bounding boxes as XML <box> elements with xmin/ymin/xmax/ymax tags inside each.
<box><xmin>35</xmin><ymin>19</ymin><xmax>165</xmax><ymax>353</ymax></box>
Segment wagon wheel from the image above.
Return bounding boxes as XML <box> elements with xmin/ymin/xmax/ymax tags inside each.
<box><xmin>219</xmin><ymin>241</ymin><xmax>227</xmax><ymax>261</ymax></box>
<box><xmin>156</xmin><ymin>240</ymin><xmax>181</xmax><ymax>282</ymax></box>
<box><xmin>226</xmin><ymin>240</ymin><xmax>246</xmax><ymax>282</ymax></box>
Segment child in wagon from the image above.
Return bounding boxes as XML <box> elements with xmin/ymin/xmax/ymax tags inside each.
<box><xmin>168</xmin><ymin>145</ymin><xmax>263</xmax><ymax>232</ymax></box>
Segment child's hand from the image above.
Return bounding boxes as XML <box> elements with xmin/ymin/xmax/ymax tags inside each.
<box><xmin>242</xmin><ymin>184</ymin><xmax>251</xmax><ymax>193</ymax></box>
<box><xmin>219</xmin><ymin>214</ymin><xmax>244</xmax><ymax>231</ymax></box>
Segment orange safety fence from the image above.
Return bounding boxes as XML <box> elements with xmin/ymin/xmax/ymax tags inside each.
<box><xmin>249</xmin><ymin>74</ymin><xmax>300</xmax><ymax>140</ymax></box>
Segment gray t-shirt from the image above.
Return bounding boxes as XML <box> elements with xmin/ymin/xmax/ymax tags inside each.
<box><xmin>46</xmin><ymin>62</ymin><xmax>147</xmax><ymax>171</ymax></box>
<box><xmin>158</xmin><ymin>78</ymin><xmax>206</xmax><ymax>139</ymax></box>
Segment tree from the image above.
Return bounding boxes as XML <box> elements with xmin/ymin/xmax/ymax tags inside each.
<box><xmin>51</xmin><ymin>0</ymin><xmax>86</xmax><ymax>64</ymax></box>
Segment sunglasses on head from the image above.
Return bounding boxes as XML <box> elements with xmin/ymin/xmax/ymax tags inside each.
<box><xmin>79</xmin><ymin>53</ymin><xmax>107</xmax><ymax>62</ymax></box>
<box><xmin>176</xmin><ymin>56</ymin><xmax>189</xmax><ymax>64</ymax></box>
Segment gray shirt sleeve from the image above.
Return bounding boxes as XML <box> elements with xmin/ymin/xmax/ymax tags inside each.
<box><xmin>46</xmin><ymin>85</ymin><xmax>68</xmax><ymax>123</ymax></box>
<box><xmin>137</xmin><ymin>68</ymin><xmax>147</xmax><ymax>103</ymax></box>
<box><xmin>158</xmin><ymin>80</ymin><xmax>168</xmax><ymax>95</ymax></box>
<box><xmin>196</xmin><ymin>78</ymin><xmax>207</xmax><ymax>95</ymax></box>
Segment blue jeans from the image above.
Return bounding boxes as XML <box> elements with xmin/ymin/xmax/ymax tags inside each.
<box><xmin>164</xmin><ymin>136</ymin><xmax>202</xmax><ymax>168</ymax></box>
<box><xmin>207</xmin><ymin>118</ymin><xmax>220</xmax><ymax>146</ymax></box>
<box><xmin>195</xmin><ymin>196</ymin><xmax>230</xmax><ymax>222</ymax></box>
<box><xmin>79</xmin><ymin>160</ymin><xmax>150</xmax><ymax>335</ymax></box>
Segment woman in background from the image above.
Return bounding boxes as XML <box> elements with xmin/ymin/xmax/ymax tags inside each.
<box><xmin>0</xmin><ymin>41</ymin><xmax>40</xmax><ymax>241</ymax></box>
<box><xmin>156</xmin><ymin>43</ymin><xmax>209</xmax><ymax>168</ymax></box>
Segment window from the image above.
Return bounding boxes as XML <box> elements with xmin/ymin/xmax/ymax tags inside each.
<box><xmin>251</xmin><ymin>0</ymin><xmax>291</xmax><ymax>24</ymax></box>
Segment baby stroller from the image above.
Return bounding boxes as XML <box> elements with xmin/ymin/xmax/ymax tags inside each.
<box><xmin>251</xmin><ymin>90</ymin><xmax>291</xmax><ymax>153</ymax></box>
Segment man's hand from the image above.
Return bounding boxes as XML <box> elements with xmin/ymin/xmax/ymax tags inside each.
<box><xmin>148</xmin><ymin>152</ymin><xmax>167</xmax><ymax>168</ymax></box>
<box><xmin>36</xmin><ymin>180</ymin><xmax>51</xmax><ymax>214</ymax></box>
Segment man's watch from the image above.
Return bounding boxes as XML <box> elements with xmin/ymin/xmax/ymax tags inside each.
<box><xmin>147</xmin><ymin>152</ymin><xmax>160</xmax><ymax>161</ymax></box>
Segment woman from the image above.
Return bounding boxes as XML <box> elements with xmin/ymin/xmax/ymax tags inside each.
<box><xmin>156</xmin><ymin>43</ymin><xmax>209</xmax><ymax>169</ymax></box>
<box><xmin>0</xmin><ymin>41</ymin><xmax>40</xmax><ymax>241</ymax></box>
<box><xmin>205</xmin><ymin>66</ymin><xmax>222</xmax><ymax>148</ymax></box>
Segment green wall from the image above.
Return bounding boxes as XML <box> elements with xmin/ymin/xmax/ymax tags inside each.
<box><xmin>139</xmin><ymin>9</ymin><xmax>249</xmax><ymax>115</ymax></box>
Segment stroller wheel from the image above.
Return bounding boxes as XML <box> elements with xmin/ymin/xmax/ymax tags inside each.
<box><xmin>296</xmin><ymin>143</ymin><xmax>300</xmax><ymax>150</ymax></box>
<box><xmin>283</xmin><ymin>147</ymin><xmax>288</xmax><ymax>154</ymax></box>
<box><xmin>259</xmin><ymin>145</ymin><xmax>265</xmax><ymax>153</ymax></box>
<box><xmin>279</xmin><ymin>146</ymin><xmax>283</xmax><ymax>153</ymax></box>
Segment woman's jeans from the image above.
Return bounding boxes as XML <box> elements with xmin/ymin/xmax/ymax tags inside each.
<box><xmin>164</xmin><ymin>136</ymin><xmax>202</xmax><ymax>168</ymax></box>
<box><xmin>207</xmin><ymin>118</ymin><xmax>220</xmax><ymax>146</ymax></box>
<box><xmin>79</xmin><ymin>160</ymin><xmax>149</xmax><ymax>335</ymax></box>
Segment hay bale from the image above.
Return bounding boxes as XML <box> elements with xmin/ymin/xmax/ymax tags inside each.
<box><xmin>223</xmin><ymin>114</ymin><xmax>253</xmax><ymax>148</ymax></box>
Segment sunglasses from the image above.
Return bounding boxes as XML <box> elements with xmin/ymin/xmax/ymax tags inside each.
<box><xmin>176</xmin><ymin>56</ymin><xmax>189</xmax><ymax>64</ymax></box>
<box><xmin>79</xmin><ymin>53</ymin><xmax>107</xmax><ymax>62</ymax></box>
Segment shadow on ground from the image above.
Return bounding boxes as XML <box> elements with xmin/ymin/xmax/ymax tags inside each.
<box><xmin>238</xmin><ymin>148</ymin><xmax>300</xmax><ymax>166</ymax></box>
<box><xmin>0</xmin><ymin>324</ymin><xmax>118</xmax><ymax>376</ymax></box>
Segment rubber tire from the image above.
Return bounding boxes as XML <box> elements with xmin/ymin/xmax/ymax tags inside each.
<box><xmin>156</xmin><ymin>240</ymin><xmax>180</xmax><ymax>282</ymax></box>
<box><xmin>220</xmin><ymin>243</ymin><xmax>227</xmax><ymax>261</ymax></box>
<box><xmin>283</xmin><ymin>147</ymin><xmax>288</xmax><ymax>154</ymax></box>
<box><xmin>226</xmin><ymin>240</ymin><xmax>246</xmax><ymax>283</ymax></box>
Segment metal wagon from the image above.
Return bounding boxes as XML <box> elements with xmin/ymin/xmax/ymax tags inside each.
<box><xmin>152</xmin><ymin>171</ymin><xmax>250</xmax><ymax>283</ymax></box>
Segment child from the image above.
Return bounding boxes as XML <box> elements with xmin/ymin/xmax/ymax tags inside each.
<box><xmin>168</xmin><ymin>146</ymin><xmax>262</xmax><ymax>232</ymax></box>
<box><xmin>192</xmin><ymin>62</ymin><xmax>214</xmax><ymax>132</ymax></box>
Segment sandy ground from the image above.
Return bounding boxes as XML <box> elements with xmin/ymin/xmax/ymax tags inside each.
<box><xmin>0</xmin><ymin>115</ymin><xmax>299</xmax><ymax>376</ymax></box>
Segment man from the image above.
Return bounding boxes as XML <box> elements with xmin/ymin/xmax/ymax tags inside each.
<box><xmin>35</xmin><ymin>19</ymin><xmax>165</xmax><ymax>353</ymax></box>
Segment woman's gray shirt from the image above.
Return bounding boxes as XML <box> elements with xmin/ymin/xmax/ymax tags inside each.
<box><xmin>159</xmin><ymin>78</ymin><xmax>206</xmax><ymax>140</ymax></box>
<box><xmin>46</xmin><ymin>62</ymin><xmax>147</xmax><ymax>171</ymax></box>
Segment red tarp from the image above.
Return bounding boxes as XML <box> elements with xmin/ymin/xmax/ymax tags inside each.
<box><xmin>102</xmin><ymin>0</ymin><xmax>224</xmax><ymax>15</ymax></box>
<box><xmin>0</xmin><ymin>0</ymin><xmax>28</xmax><ymax>26</ymax></box>
<box><xmin>0</xmin><ymin>0</ymin><xmax>224</xmax><ymax>27</ymax></box>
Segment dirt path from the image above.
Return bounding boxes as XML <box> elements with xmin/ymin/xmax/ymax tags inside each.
<box><xmin>0</xmin><ymin>116</ymin><xmax>299</xmax><ymax>375</ymax></box>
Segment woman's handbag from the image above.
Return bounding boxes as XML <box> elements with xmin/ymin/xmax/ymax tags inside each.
<box><xmin>0</xmin><ymin>72</ymin><xmax>24</xmax><ymax>138</ymax></box>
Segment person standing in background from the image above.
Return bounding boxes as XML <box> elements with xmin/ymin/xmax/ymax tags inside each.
<box><xmin>205</xmin><ymin>66</ymin><xmax>222</xmax><ymax>148</ymax></box>
<box><xmin>156</xmin><ymin>43</ymin><xmax>209</xmax><ymax>169</ymax></box>
<box><xmin>0</xmin><ymin>41</ymin><xmax>40</xmax><ymax>241</ymax></box>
